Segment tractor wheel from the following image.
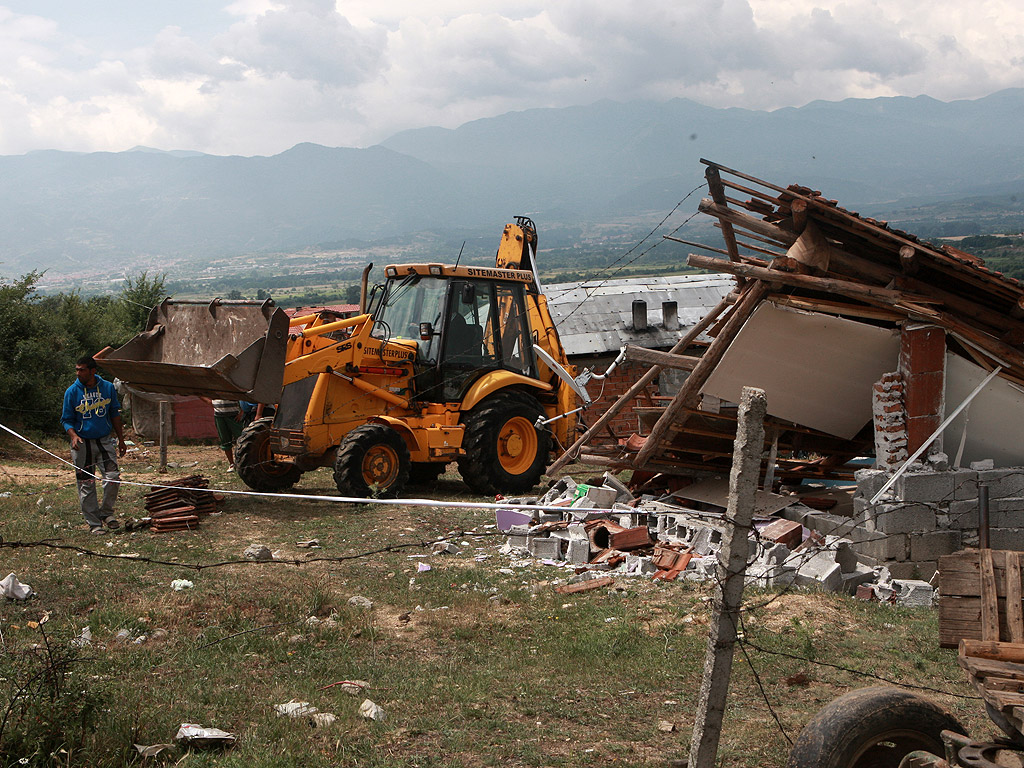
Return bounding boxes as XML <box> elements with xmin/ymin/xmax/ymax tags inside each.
<box><xmin>333</xmin><ymin>424</ymin><xmax>410</xmax><ymax>499</ymax></box>
<box><xmin>408</xmin><ymin>462</ymin><xmax>445</xmax><ymax>488</ymax></box>
<box><xmin>458</xmin><ymin>391</ymin><xmax>550</xmax><ymax>495</ymax></box>
<box><xmin>235</xmin><ymin>419</ymin><xmax>303</xmax><ymax>492</ymax></box>
<box><xmin>787</xmin><ymin>686</ymin><xmax>965</xmax><ymax>768</ymax></box>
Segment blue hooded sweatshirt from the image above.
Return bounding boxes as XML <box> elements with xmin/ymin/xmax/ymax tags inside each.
<box><xmin>60</xmin><ymin>375</ymin><xmax>121</xmax><ymax>440</ymax></box>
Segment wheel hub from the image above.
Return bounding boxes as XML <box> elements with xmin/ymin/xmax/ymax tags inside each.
<box><xmin>363</xmin><ymin>445</ymin><xmax>399</xmax><ymax>487</ymax></box>
<box><xmin>497</xmin><ymin>417</ymin><xmax>537</xmax><ymax>475</ymax></box>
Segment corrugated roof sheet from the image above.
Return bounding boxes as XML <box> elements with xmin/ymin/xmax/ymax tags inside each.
<box><xmin>545</xmin><ymin>274</ymin><xmax>734</xmax><ymax>357</ymax></box>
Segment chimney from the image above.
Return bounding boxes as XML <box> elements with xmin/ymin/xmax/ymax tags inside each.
<box><xmin>632</xmin><ymin>299</ymin><xmax>648</xmax><ymax>330</ymax></box>
<box><xmin>662</xmin><ymin>301</ymin><xmax>679</xmax><ymax>331</ymax></box>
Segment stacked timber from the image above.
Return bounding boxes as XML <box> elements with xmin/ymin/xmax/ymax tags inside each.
<box><xmin>144</xmin><ymin>475</ymin><xmax>220</xmax><ymax>532</ymax></box>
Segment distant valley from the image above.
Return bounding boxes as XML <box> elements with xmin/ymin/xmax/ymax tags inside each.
<box><xmin>4</xmin><ymin>89</ymin><xmax>1024</xmax><ymax>296</ymax></box>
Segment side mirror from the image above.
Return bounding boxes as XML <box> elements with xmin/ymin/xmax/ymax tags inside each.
<box><xmin>419</xmin><ymin>322</ymin><xmax>434</xmax><ymax>341</ymax></box>
<box><xmin>460</xmin><ymin>283</ymin><xmax>476</xmax><ymax>304</ymax></box>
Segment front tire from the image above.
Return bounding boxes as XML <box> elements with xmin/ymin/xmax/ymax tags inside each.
<box><xmin>235</xmin><ymin>418</ymin><xmax>303</xmax><ymax>492</ymax></box>
<box><xmin>334</xmin><ymin>424</ymin><xmax>410</xmax><ymax>498</ymax></box>
<box><xmin>458</xmin><ymin>391</ymin><xmax>550</xmax><ymax>495</ymax></box>
<box><xmin>787</xmin><ymin>686</ymin><xmax>965</xmax><ymax>768</ymax></box>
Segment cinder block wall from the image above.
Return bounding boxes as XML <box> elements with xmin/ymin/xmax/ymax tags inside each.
<box><xmin>819</xmin><ymin>466</ymin><xmax>1024</xmax><ymax>580</ymax></box>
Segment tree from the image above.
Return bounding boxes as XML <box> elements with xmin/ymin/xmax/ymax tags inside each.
<box><xmin>119</xmin><ymin>271</ymin><xmax>167</xmax><ymax>334</ymax></box>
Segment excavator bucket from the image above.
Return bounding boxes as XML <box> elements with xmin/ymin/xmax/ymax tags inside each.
<box><xmin>95</xmin><ymin>299</ymin><xmax>289</xmax><ymax>403</ymax></box>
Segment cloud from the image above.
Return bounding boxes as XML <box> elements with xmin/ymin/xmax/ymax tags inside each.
<box><xmin>0</xmin><ymin>0</ymin><xmax>1022</xmax><ymax>155</ymax></box>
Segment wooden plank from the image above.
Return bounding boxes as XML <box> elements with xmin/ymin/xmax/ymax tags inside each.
<box><xmin>705</xmin><ymin>165</ymin><xmax>743</xmax><ymax>264</ymax></box>
<box><xmin>623</xmin><ymin>345</ymin><xmax>702</xmax><ymax>371</ymax></box>
<box><xmin>1009</xmin><ymin>552</ymin><xmax>1024</xmax><ymax>643</ymax></box>
<box><xmin>983</xmin><ymin>549</ymin><xmax>1001</xmax><ymax>641</ymax></box>
<box><xmin>767</xmin><ymin>294</ymin><xmax>905</xmax><ymax>323</ymax></box>
<box><xmin>959</xmin><ymin>655</ymin><xmax>1024</xmax><ymax>681</ymax></box>
<box><xmin>961</xmin><ymin>638</ymin><xmax>1024</xmax><ymax>664</ymax></box>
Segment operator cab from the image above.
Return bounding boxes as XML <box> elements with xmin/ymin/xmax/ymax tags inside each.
<box><xmin>369</xmin><ymin>265</ymin><xmax>537</xmax><ymax>402</ymax></box>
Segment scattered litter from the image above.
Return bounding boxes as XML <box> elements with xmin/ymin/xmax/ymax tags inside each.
<box><xmin>296</xmin><ymin>539</ymin><xmax>321</xmax><ymax>548</ymax></box>
<box><xmin>274</xmin><ymin>700</ymin><xmax>318</xmax><ymax>718</ymax></box>
<box><xmin>71</xmin><ymin>627</ymin><xmax>92</xmax><ymax>648</ymax></box>
<box><xmin>431</xmin><ymin>541</ymin><xmax>460</xmax><ymax>555</ymax></box>
<box><xmin>348</xmin><ymin>595</ymin><xmax>373</xmax><ymax>609</ymax></box>
<box><xmin>0</xmin><ymin>573</ymin><xmax>33</xmax><ymax>600</ymax></box>
<box><xmin>310</xmin><ymin>712</ymin><xmax>337</xmax><ymax>727</ymax></box>
<box><xmin>174</xmin><ymin>723</ymin><xmax>236</xmax><ymax>749</ymax></box>
<box><xmin>417</xmin><ymin>562</ymin><xmax>432</xmax><ymax>572</ymax></box>
<box><xmin>243</xmin><ymin>544</ymin><xmax>273</xmax><ymax>562</ymax></box>
<box><xmin>134</xmin><ymin>743</ymin><xmax>175</xmax><ymax>758</ymax></box>
<box><xmin>657</xmin><ymin>721</ymin><xmax>676</xmax><ymax>733</ymax></box>
<box><xmin>321</xmin><ymin>679</ymin><xmax>368</xmax><ymax>695</ymax></box>
<box><xmin>170</xmin><ymin>579</ymin><xmax>194</xmax><ymax>591</ymax></box>
<box><xmin>358</xmin><ymin>699</ymin><xmax>385</xmax><ymax>721</ymax></box>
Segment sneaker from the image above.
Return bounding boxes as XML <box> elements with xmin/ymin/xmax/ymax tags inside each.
<box><xmin>89</xmin><ymin>526</ymin><xmax>108</xmax><ymax>535</ymax></box>
<box><xmin>103</xmin><ymin>516</ymin><xmax>120</xmax><ymax>530</ymax></box>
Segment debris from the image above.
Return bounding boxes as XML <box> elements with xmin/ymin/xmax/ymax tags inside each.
<box><xmin>133</xmin><ymin>743</ymin><xmax>175</xmax><ymax>758</ymax></box>
<box><xmin>310</xmin><ymin>712</ymin><xmax>337</xmax><ymax>727</ymax></box>
<box><xmin>657</xmin><ymin>720</ymin><xmax>676</xmax><ymax>733</ymax></box>
<box><xmin>358</xmin><ymin>699</ymin><xmax>385</xmax><ymax>721</ymax></box>
<box><xmin>0</xmin><ymin>573</ymin><xmax>33</xmax><ymax>600</ymax></box>
<box><xmin>71</xmin><ymin>627</ymin><xmax>92</xmax><ymax>648</ymax></box>
<box><xmin>555</xmin><ymin>576</ymin><xmax>615</xmax><ymax>595</ymax></box>
<box><xmin>348</xmin><ymin>595</ymin><xmax>373</xmax><ymax>609</ymax></box>
<box><xmin>170</xmin><ymin>579</ymin><xmax>194</xmax><ymax>591</ymax></box>
<box><xmin>296</xmin><ymin>539</ymin><xmax>321</xmax><ymax>548</ymax></box>
<box><xmin>274</xmin><ymin>700</ymin><xmax>318</xmax><ymax>718</ymax></box>
<box><xmin>321</xmin><ymin>679</ymin><xmax>369</xmax><ymax>695</ymax></box>
<box><xmin>174</xmin><ymin>723</ymin><xmax>236</xmax><ymax>749</ymax></box>
<box><xmin>243</xmin><ymin>544</ymin><xmax>273</xmax><ymax>562</ymax></box>
<box><xmin>417</xmin><ymin>562</ymin><xmax>432</xmax><ymax>572</ymax></box>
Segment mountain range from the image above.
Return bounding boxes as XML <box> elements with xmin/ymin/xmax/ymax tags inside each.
<box><xmin>3</xmin><ymin>89</ymin><xmax>1024</xmax><ymax>281</ymax></box>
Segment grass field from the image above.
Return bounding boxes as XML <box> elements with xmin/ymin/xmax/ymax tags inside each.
<box><xmin>0</xmin><ymin>434</ymin><xmax>992</xmax><ymax>767</ymax></box>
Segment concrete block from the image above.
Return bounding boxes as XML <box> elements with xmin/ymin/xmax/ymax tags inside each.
<box><xmin>566</xmin><ymin>538</ymin><xmax>591</xmax><ymax>564</ymax></box>
<box><xmin>759</xmin><ymin>518</ymin><xmax>803</xmax><ymax>549</ymax></box>
<box><xmin>850</xmin><ymin>531</ymin><xmax>908</xmax><ymax>561</ymax></box>
<box><xmin>892</xmin><ymin>579</ymin><xmax>934</xmax><ymax>607</ymax></box>
<box><xmin>793</xmin><ymin>550</ymin><xmax>843</xmax><ymax>592</ymax></box>
<box><xmin>507</xmin><ymin>532</ymin><xmax>532</xmax><ymax>551</ymax></box>
<box><xmin>971</xmin><ymin>459</ymin><xmax>995</xmax><ymax>471</ymax></box>
<box><xmin>989</xmin><ymin>528</ymin><xmax>1024</xmax><ymax>551</ymax></box>
<box><xmin>624</xmin><ymin>554</ymin><xmax>656</xmax><ymax>576</ymax></box>
<box><xmin>827</xmin><ymin>537</ymin><xmax>860</xmax><ymax>573</ymax></box>
<box><xmin>841</xmin><ymin>564</ymin><xmax>878</xmax><ymax>595</ymax></box>
<box><xmin>854</xmin><ymin>469</ymin><xmax>889</xmax><ymax>500</ymax></box>
<box><xmin>990</xmin><ymin>498</ymin><xmax>1024</xmax><ymax>529</ymax></box>
<box><xmin>528</xmin><ymin>536</ymin><xmax>564</xmax><ymax>560</ymax></box>
<box><xmin>867</xmin><ymin>502</ymin><xmax>936</xmax><ymax>534</ymax></box>
<box><xmin>947</xmin><ymin>500</ymin><xmax>979</xmax><ymax>530</ymax></box>
<box><xmin>602</xmin><ymin>472</ymin><xmax>635</xmax><ymax>504</ymax></box>
<box><xmin>978</xmin><ymin>469</ymin><xmax>1024</xmax><ymax>499</ymax></box>
<box><xmin>951</xmin><ymin>470</ymin><xmax>979</xmax><ymax>500</ymax></box>
<box><xmin>909</xmin><ymin>530</ymin><xmax>961</xmax><ymax>562</ymax></box>
<box><xmin>882</xmin><ymin>561</ymin><xmax>938</xmax><ymax>582</ymax></box>
<box><xmin>894</xmin><ymin>471</ymin><xmax>954</xmax><ymax>504</ymax></box>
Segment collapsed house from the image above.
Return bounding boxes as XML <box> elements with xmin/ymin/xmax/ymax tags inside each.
<box><xmin>545</xmin><ymin>275</ymin><xmax>732</xmax><ymax>445</ymax></box>
<box><xmin>543</xmin><ymin>160</ymin><xmax>1024</xmax><ymax>581</ymax></box>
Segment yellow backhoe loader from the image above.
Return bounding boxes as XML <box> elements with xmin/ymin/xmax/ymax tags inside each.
<box><xmin>97</xmin><ymin>218</ymin><xmax>596</xmax><ymax>498</ymax></box>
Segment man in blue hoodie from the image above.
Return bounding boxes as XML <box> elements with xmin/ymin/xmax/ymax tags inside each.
<box><xmin>61</xmin><ymin>356</ymin><xmax>128</xmax><ymax>534</ymax></box>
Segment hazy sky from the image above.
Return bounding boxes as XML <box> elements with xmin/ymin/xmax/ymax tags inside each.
<box><xmin>1</xmin><ymin>0</ymin><xmax>1022</xmax><ymax>156</ymax></box>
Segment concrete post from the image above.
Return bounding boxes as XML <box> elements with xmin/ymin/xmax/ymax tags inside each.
<box><xmin>688</xmin><ymin>386</ymin><xmax>767</xmax><ymax>768</ymax></box>
<box><xmin>159</xmin><ymin>400</ymin><xmax>168</xmax><ymax>473</ymax></box>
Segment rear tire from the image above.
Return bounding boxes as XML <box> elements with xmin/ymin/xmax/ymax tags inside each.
<box><xmin>787</xmin><ymin>686</ymin><xmax>965</xmax><ymax>768</ymax></box>
<box><xmin>458</xmin><ymin>391</ymin><xmax>550</xmax><ymax>495</ymax></box>
<box><xmin>235</xmin><ymin>419</ymin><xmax>303</xmax><ymax>492</ymax></box>
<box><xmin>334</xmin><ymin>424</ymin><xmax>410</xmax><ymax>498</ymax></box>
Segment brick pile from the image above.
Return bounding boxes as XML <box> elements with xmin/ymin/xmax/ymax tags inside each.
<box><xmin>144</xmin><ymin>475</ymin><xmax>221</xmax><ymax>532</ymax></box>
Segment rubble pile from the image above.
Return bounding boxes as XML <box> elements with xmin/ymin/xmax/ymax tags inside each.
<box><xmin>144</xmin><ymin>475</ymin><xmax>221</xmax><ymax>532</ymax></box>
<box><xmin>499</xmin><ymin>473</ymin><xmax>884</xmax><ymax>595</ymax></box>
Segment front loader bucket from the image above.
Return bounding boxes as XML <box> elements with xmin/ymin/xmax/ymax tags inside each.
<box><xmin>95</xmin><ymin>299</ymin><xmax>289</xmax><ymax>403</ymax></box>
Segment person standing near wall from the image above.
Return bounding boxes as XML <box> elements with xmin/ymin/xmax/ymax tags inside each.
<box><xmin>61</xmin><ymin>356</ymin><xmax>127</xmax><ymax>535</ymax></box>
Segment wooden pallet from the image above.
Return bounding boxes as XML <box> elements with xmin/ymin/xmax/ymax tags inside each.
<box><xmin>938</xmin><ymin>549</ymin><xmax>1024</xmax><ymax>648</ymax></box>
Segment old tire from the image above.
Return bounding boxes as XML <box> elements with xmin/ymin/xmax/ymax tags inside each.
<box><xmin>787</xmin><ymin>686</ymin><xmax>965</xmax><ymax>768</ymax></box>
<box><xmin>334</xmin><ymin>423</ymin><xmax>410</xmax><ymax>498</ymax></box>
<box><xmin>458</xmin><ymin>391</ymin><xmax>550</xmax><ymax>495</ymax></box>
<box><xmin>235</xmin><ymin>419</ymin><xmax>303</xmax><ymax>492</ymax></box>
